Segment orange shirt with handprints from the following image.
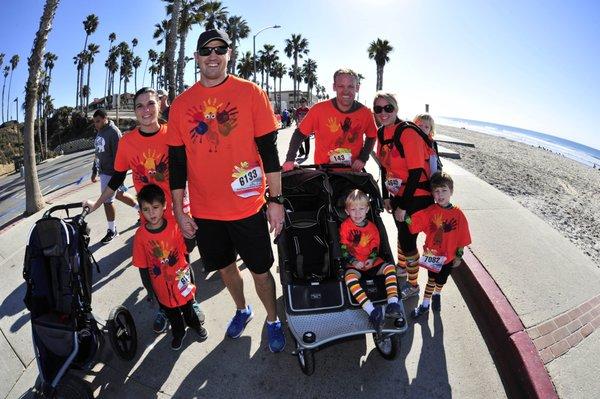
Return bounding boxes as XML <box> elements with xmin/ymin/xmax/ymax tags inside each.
<box><xmin>298</xmin><ymin>100</ymin><xmax>377</xmax><ymax>165</ymax></box>
<box><xmin>168</xmin><ymin>76</ymin><xmax>278</xmax><ymax>220</ymax></box>
<box><xmin>408</xmin><ymin>204</ymin><xmax>471</xmax><ymax>262</ymax></box>
<box><xmin>376</xmin><ymin>123</ymin><xmax>432</xmax><ymax>197</ymax></box>
<box><xmin>132</xmin><ymin>220</ymin><xmax>196</xmax><ymax>308</ymax></box>
<box><xmin>339</xmin><ymin>218</ymin><xmax>384</xmax><ymax>270</ymax></box>
<box><xmin>114</xmin><ymin>124</ymin><xmax>175</xmax><ymax>218</ymax></box>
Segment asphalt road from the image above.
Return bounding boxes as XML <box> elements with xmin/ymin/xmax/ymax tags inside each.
<box><xmin>0</xmin><ymin>150</ymin><xmax>95</xmax><ymax>228</ymax></box>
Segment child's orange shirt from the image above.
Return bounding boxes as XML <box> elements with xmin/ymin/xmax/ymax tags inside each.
<box><xmin>339</xmin><ymin>218</ymin><xmax>384</xmax><ymax>270</ymax></box>
<box><xmin>132</xmin><ymin>220</ymin><xmax>196</xmax><ymax>308</ymax></box>
<box><xmin>408</xmin><ymin>203</ymin><xmax>471</xmax><ymax>264</ymax></box>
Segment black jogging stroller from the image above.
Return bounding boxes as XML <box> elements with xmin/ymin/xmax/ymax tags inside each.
<box><xmin>277</xmin><ymin>166</ymin><xmax>408</xmax><ymax>375</ymax></box>
<box><xmin>23</xmin><ymin>203</ymin><xmax>138</xmax><ymax>398</ymax></box>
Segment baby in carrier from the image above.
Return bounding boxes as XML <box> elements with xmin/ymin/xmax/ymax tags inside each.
<box><xmin>340</xmin><ymin>189</ymin><xmax>402</xmax><ymax>332</ymax></box>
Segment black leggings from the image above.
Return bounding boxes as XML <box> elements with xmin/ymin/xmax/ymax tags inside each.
<box><xmin>160</xmin><ymin>300</ymin><xmax>201</xmax><ymax>339</ymax></box>
<box><xmin>391</xmin><ymin>195</ymin><xmax>434</xmax><ymax>253</ymax></box>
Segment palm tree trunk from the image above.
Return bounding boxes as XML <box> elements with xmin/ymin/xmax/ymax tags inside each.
<box><xmin>85</xmin><ymin>62</ymin><xmax>92</xmax><ymax>115</ymax></box>
<box><xmin>104</xmin><ymin>65</ymin><xmax>108</xmax><ymax>103</ymax></box>
<box><xmin>7</xmin><ymin>72</ymin><xmax>14</xmax><ymax>120</ymax></box>
<box><xmin>24</xmin><ymin>0</ymin><xmax>59</xmax><ymax>214</ymax></box>
<box><xmin>1</xmin><ymin>77</ymin><xmax>6</xmax><ymax>123</ymax></box>
<box><xmin>134</xmin><ymin>68</ymin><xmax>138</xmax><ymax>92</ymax></box>
<box><xmin>194</xmin><ymin>59</ymin><xmax>198</xmax><ymax>82</ymax></box>
<box><xmin>293</xmin><ymin>54</ymin><xmax>298</xmax><ymax>106</ymax></box>
<box><xmin>164</xmin><ymin>0</ymin><xmax>180</xmax><ymax>101</ymax></box>
<box><xmin>176</xmin><ymin>31</ymin><xmax>187</xmax><ymax>94</ymax></box>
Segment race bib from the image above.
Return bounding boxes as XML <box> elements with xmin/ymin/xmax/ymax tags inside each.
<box><xmin>385</xmin><ymin>178</ymin><xmax>402</xmax><ymax>196</ymax></box>
<box><xmin>419</xmin><ymin>254</ymin><xmax>447</xmax><ymax>273</ymax></box>
<box><xmin>329</xmin><ymin>148</ymin><xmax>352</xmax><ymax>165</ymax></box>
<box><xmin>231</xmin><ymin>163</ymin><xmax>263</xmax><ymax>198</ymax></box>
<box><xmin>177</xmin><ymin>267</ymin><xmax>193</xmax><ymax>297</ymax></box>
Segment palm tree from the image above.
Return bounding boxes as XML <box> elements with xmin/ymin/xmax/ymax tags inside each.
<box><xmin>166</xmin><ymin>0</ymin><xmax>204</xmax><ymax>94</ymax></box>
<box><xmin>104</xmin><ymin>32</ymin><xmax>116</xmax><ymax>99</ymax></box>
<box><xmin>236</xmin><ymin>51</ymin><xmax>253</xmax><ymax>80</ymax></box>
<box><xmin>43</xmin><ymin>51</ymin><xmax>57</xmax><ymax>153</ymax></box>
<box><xmin>225</xmin><ymin>15</ymin><xmax>250</xmax><ymax>74</ymax></box>
<box><xmin>132</xmin><ymin>55</ymin><xmax>142</xmax><ymax>91</ymax></box>
<box><xmin>201</xmin><ymin>1</ymin><xmax>228</xmax><ymax>30</ymax></box>
<box><xmin>0</xmin><ymin>53</ymin><xmax>5</xmax><ymax>123</ymax></box>
<box><xmin>105</xmin><ymin>49</ymin><xmax>119</xmax><ymax>106</ymax></box>
<box><xmin>302</xmin><ymin>58</ymin><xmax>317</xmax><ymax>102</ymax></box>
<box><xmin>288</xmin><ymin>65</ymin><xmax>303</xmax><ymax>102</ymax></box>
<box><xmin>80</xmin><ymin>14</ymin><xmax>99</xmax><ymax>109</ymax></box>
<box><xmin>2</xmin><ymin>66</ymin><xmax>10</xmax><ymax>123</ymax></box>
<box><xmin>284</xmin><ymin>33</ymin><xmax>309</xmax><ymax>106</ymax></box>
<box><xmin>367</xmin><ymin>38</ymin><xmax>393</xmax><ymax>91</ymax></box>
<box><xmin>153</xmin><ymin>19</ymin><xmax>169</xmax><ymax>90</ymax></box>
<box><xmin>85</xmin><ymin>43</ymin><xmax>100</xmax><ymax>114</ymax></box>
<box><xmin>23</xmin><ymin>0</ymin><xmax>59</xmax><ymax>215</ymax></box>
<box><xmin>271</xmin><ymin>61</ymin><xmax>285</xmax><ymax>111</ymax></box>
<box><xmin>145</xmin><ymin>48</ymin><xmax>158</xmax><ymax>87</ymax></box>
<box><xmin>164</xmin><ymin>0</ymin><xmax>181</xmax><ymax>100</ymax></box>
<box><xmin>7</xmin><ymin>54</ymin><xmax>20</xmax><ymax>120</ymax></box>
<box><xmin>258</xmin><ymin>44</ymin><xmax>278</xmax><ymax>96</ymax></box>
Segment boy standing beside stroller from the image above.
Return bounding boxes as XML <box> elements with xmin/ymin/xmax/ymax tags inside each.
<box><xmin>133</xmin><ymin>184</ymin><xmax>207</xmax><ymax>350</ymax></box>
<box><xmin>406</xmin><ymin>172</ymin><xmax>471</xmax><ymax>318</ymax></box>
<box><xmin>340</xmin><ymin>189</ymin><xmax>403</xmax><ymax>331</ymax></box>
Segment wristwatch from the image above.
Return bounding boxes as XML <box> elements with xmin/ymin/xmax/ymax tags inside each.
<box><xmin>267</xmin><ymin>194</ymin><xmax>285</xmax><ymax>204</ymax></box>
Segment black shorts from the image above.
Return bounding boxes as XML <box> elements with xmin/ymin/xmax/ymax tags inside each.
<box><xmin>194</xmin><ymin>209</ymin><xmax>274</xmax><ymax>274</ymax></box>
<box><xmin>428</xmin><ymin>261</ymin><xmax>454</xmax><ymax>285</ymax></box>
<box><xmin>392</xmin><ymin>195</ymin><xmax>434</xmax><ymax>253</ymax></box>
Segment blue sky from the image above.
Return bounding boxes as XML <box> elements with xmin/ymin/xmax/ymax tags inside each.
<box><xmin>1</xmin><ymin>0</ymin><xmax>599</xmax><ymax>150</ymax></box>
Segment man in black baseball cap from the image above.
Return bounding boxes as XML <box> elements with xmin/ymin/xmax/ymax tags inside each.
<box><xmin>168</xmin><ymin>28</ymin><xmax>287</xmax><ymax>353</ymax></box>
<box><xmin>196</xmin><ymin>29</ymin><xmax>232</xmax><ymax>50</ymax></box>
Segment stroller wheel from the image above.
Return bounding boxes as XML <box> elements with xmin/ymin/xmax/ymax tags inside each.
<box><xmin>107</xmin><ymin>306</ymin><xmax>138</xmax><ymax>361</ymax></box>
<box><xmin>297</xmin><ymin>348</ymin><xmax>315</xmax><ymax>376</ymax></box>
<box><xmin>34</xmin><ymin>373</ymin><xmax>93</xmax><ymax>399</ymax></box>
<box><xmin>372</xmin><ymin>333</ymin><xmax>401</xmax><ymax>360</ymax></box>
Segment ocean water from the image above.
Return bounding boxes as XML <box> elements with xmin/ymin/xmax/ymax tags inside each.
<box><xmin>438</xmin><ymin>116</ymin><xmax>600</xmax><ymax>168</ymax></box>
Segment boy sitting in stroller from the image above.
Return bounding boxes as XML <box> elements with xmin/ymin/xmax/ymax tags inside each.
<box><xmin>340</xmin><ymin>189</ymin><xmax>403</xmax><ymax>331</ymax></box>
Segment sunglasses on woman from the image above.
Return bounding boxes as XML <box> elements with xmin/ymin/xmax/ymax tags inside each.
<box><xmin>373</xmin><ymin>104</ymin><xmax>395</xmax><ymax>114</ymax></box>
<box><xmin>197</xmin><ymin>45</ymin><xmax>229</xmax><ymax>56</ymax></box>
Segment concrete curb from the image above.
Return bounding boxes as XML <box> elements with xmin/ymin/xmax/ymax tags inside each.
<box><xmin>454</xmin><ymin>248</ymin><xmax>558</xmax><ymax>399</ymax></box>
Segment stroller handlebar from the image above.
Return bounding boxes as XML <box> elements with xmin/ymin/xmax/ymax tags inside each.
<box><xmin>44</xmin><ymin>203</ymin><xmax>89</xmax><ymax>220</ymax></box>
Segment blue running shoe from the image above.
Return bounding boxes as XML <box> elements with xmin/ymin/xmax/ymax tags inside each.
<box><xmin>369</xmin><ymin>305</ymin><xmax>385</xmax><ymax>333</ymax></box>
<box><xmin>153</xmin><ymin>310</ymin><xmax>168</xmax><ymax>334</ymax></box>
<box><xmin>266</xmin><ymin>321</ymin><xmax>286</xmax><ymax>353</ymax></box>
<box><xmin>385</xmin><ymin>302</ymin><xmax>403</xmax><ymax>319</ymax></box>
<box><xmin>226</xmin><ymin>305</ymin><xmax>253</xmax><ymax>338</ymax></box>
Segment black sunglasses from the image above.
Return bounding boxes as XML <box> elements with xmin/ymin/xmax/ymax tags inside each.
<box><xmin>373</xmin><ymin>104</ymin><xmax>395</xmax><ymax>114</ymax></box>
<box><xmin>197</xmin><ymin>45</ymin><xmax>229</xmax><ymax>56</ymax></box>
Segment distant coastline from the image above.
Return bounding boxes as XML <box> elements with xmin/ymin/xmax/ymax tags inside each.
<box><xmin>439</xmin><ymin>116</ymin><xmax>600</xmax><ymax>169</ymax></box>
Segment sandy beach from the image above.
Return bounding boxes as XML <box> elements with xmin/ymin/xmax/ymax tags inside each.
<box><xmin>438</xmin><ymin>125</ymin><xmax>600</xmax><ymax>268</ymax></box>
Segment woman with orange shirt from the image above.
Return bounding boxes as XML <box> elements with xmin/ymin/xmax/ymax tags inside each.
<box><xmin>374</xmin><ymin>92</ymin><xmax>434</xmax><ymax>299</ymax></box>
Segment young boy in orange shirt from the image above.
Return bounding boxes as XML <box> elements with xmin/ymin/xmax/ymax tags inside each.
<box><xmin>340</xmin><ymin>189</ymin><xmax>403</xmax><ymax>331</ymax></box>
<box><xmin>133</xmin><ymin>184</ymin><xmax>207</xmax><ymax>350</ymax></box>
<box><xmin>406</xmin><ymin>172</ymin><xmax>471</xmax><ymax>318</ymax></box>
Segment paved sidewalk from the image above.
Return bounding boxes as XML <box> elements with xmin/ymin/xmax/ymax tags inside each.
<box><xmin>5</xmin><ymin>125</ymin><xmax>599</xmax><ymax>397</ymax></box>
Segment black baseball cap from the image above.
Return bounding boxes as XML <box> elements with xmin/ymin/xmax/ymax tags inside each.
<box><xmin>197</xmin><ymin>29</ymin><xmax>232</xmax><ymax>50</ymax></box>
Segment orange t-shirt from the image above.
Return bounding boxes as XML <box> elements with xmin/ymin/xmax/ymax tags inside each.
<box><xmin>299</xmin><ymin>100</ymin><xmax>377</xmax><ymax>165</ymax></box>
<box><xmin>168</xmin><ymin>76</ymin><xmax>278</xmax><ymax>220</ymax></box>
<box><xmin>132</xmin><ymin>220</ymin><xmax>196</xmax><ymax>308</ymax></box>
<box><xmin>376</xmin><ymin>123</ymin><xmax>432</xmax><ymax>197</ymax></box>
<box><xmin>339</xmin><ymin>218</ymin><xmax>384</xmax><ymax>270</ymax></box>
<box><xmin>408</xmin><ymin>204</ymin><xmax>471</xmax><ymax>263</ymax></box>
<box><xmin>114</xmin><ymin>124</ymin><xmax>176</xmax><ymax>218</ymax></box>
